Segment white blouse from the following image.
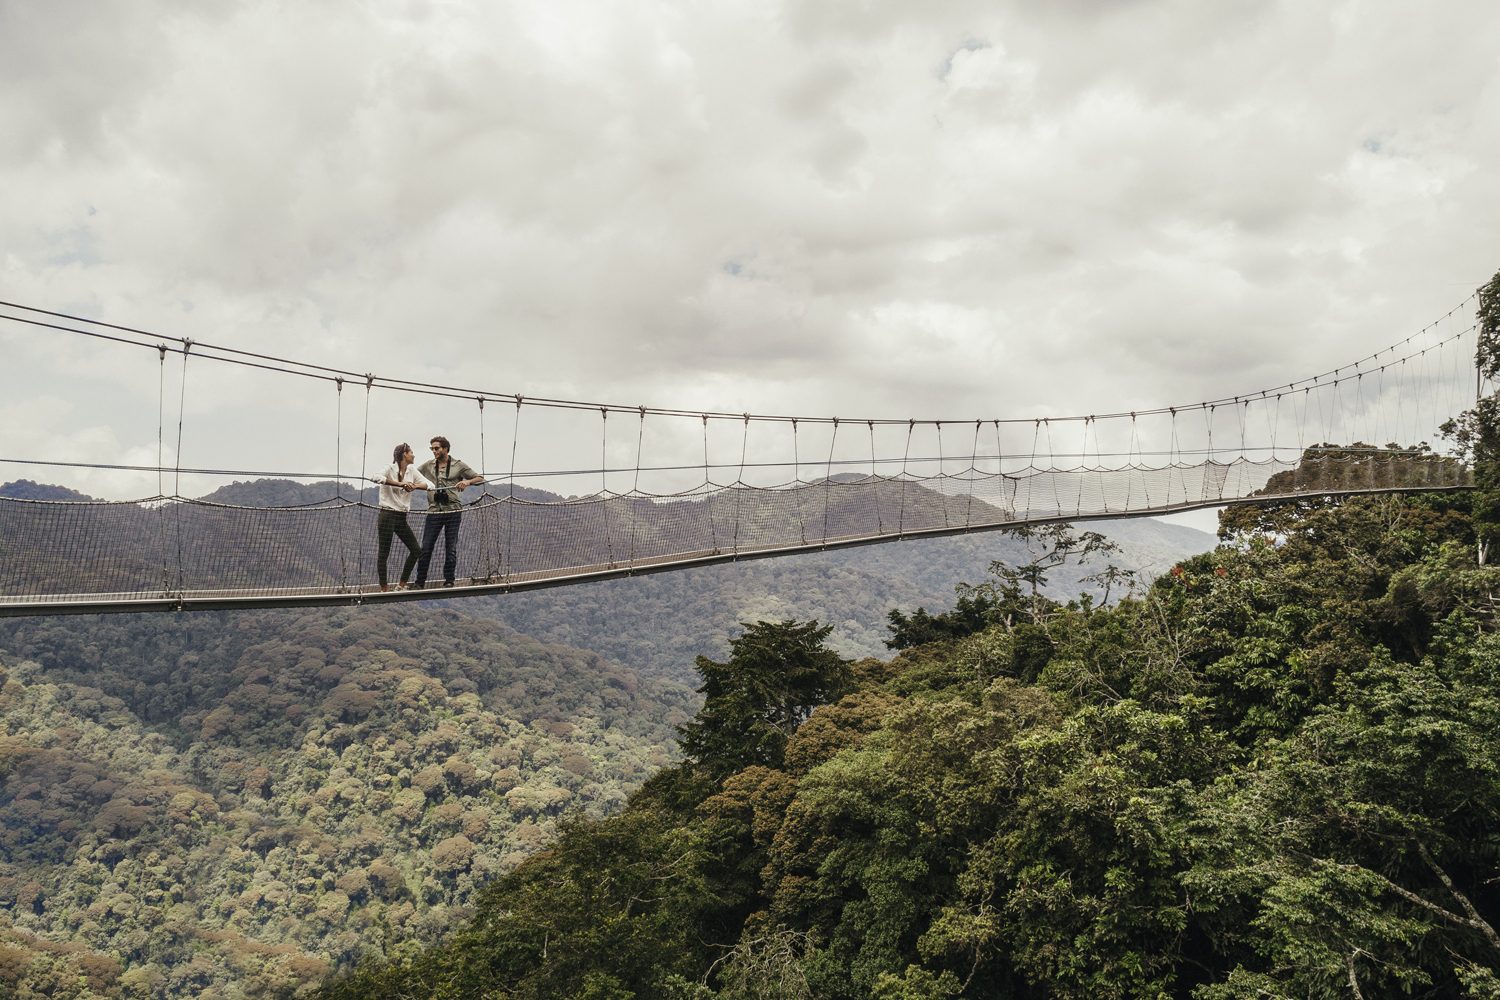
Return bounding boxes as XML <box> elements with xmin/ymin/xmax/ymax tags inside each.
<box><xmin>372</xmin><ymin>463</ymin><xmax>434</xmax><ymax>512</ymax></box>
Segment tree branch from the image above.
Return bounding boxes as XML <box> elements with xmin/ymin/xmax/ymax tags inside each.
<box><xmin>1417</xmin><ymin>842</ymin><xmax>1500</xmax><ymax>952</ymax></box>
<box><xmin>1346</xmin><ymin>949</ymin><xmax>1366</xmax><ymax>1000</ymax></box>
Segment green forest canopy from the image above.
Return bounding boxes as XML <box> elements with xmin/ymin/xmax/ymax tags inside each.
<box><xmin>319</xmin><ymin>490</ymin><xmax>1500</xmax><ymax>999</ymax></box>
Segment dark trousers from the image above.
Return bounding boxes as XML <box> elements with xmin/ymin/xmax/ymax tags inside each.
<box><xmin>376</xmin><ymin>509</ymin><xmax>421</xmax><ymax>586</ymax></box>
<box><xmin>415</xmin><ymin>509</ymin><xmax>462</xmax><ymax>586</ymax></box>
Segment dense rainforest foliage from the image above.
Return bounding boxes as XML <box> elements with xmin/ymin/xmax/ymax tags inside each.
<box><xmin>0</xmin><ymin>607</ymin><xmax>696</xmax><ymax>998</ymax></box>
<box><xmin>473</xmin><ymin>516</ymin><xmax>1206</xmax><ymax>682</ymax></box>
<box><xmin>0</xmin><ymin>473</ymin><xmax>1204</xmax><ymax>1000</ymax></box>
<box><xmin>318</xmin><ymin>491</ymin><xmax>1500</xmax><ymax>999</ymax></box>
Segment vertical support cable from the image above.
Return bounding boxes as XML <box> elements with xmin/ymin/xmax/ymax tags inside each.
<box><xmin>1168</xmin><ymin>408</ymin><xmax>1180</xmax><ymax>508</ymax></box>
<box><xmin>936</xmin><ymin>421</ymin><xmax>950</xmax><ymax>528</ymax></box>
<box><xmin>1237</xmin><ymin>399</ymin><xmax>1248</xmax><ymax>459</ymax></box>
<box><xmin>172</xmin><ymin>340</ymin><xmax>192</xmax><ymax>596</ymax></box>
<box><xmin>868</xmin><ymin>420</ymin><xmax>883</xmax><ymax>535</ymax></box>
<box><xmin>898</xmin><ymin>420</ymin><xmax>913</xmax><ymax>536</ymax></box>
<box><xmin>1044</xmin><ymin>419</ymin><xmax>1063</xmax><ymax>516</ymax></box>
<box><xmin>993</xmin><ymin>419</ymin><xmax>1007</xmax><ymax>521</ymax></box>
<box><xmin>1271</xmin><ymin>394</ymin><xmax>1282</xmax><ymax>466</ymax></box>
<box><xmin>964</xmin><ymin>419</ymin><xmax>980</xmax><ymax>530</ymax></box>
<box><xmin>792</xmin><ymin>418</ymin><xmax>806</xmax><ymax>545</ymax></box>
<box><xmin>703</xmin><ymin>414</ymin><xmax>719</xmax><ymax>554</ymax></box>
<box><xmin>335</xmin><ymin>377</ymin><xmax>348</xmax><ymax>593</ymax></box>
<box><xmin>1237</xmin><ymin>398</ymin><xmax>1249</xmax><ymax>498</ymax></box>
<box><xmin>1396</xmin><ymin>358</ymin><xmax>1407</xmax><ymax>451</ymax></box>
<box><xmin>1077</xmin><ymin>416</ymin><xmax>1090</xmax><ymax>515</ymax></box>
<box><xmin>1097</xmin><ymin>414</ymin><xmax>1109</xmax><ymax>512</ymax></box>
<box><xmin>1314</xmin><ymin>375</ymin><xmax>1330</xmax><ymax>445</ymax></box>
<box><xmin>1207</xmin><ymin>404</ymin><xmax>1224</xmax><ymax>500</ymax></box>
<box><xmin>821</xmin><ymin>417</ymin><xmax>838</xmax><ymax>545</ymax></box>
<box><xmin>1299</xmin><ymin>388</ymin><xmax>1311</xmax><ymax>490</ymax></box>
<box><xmin>506</xmin><ymin>396</ymin><xmax>522</xmax><ymax>580</ymax></box>
<box><xmin>1258</xmin><ymin>390</ymin><xmax>1274</xmax><ymax>465</ymax></box>
<box><xmin>628</xmin><ymin>405</ymin><xmax>645</xmax><ymax>567</ymax></box>
<box><xmin>1332</xmin><ymin>372</ymin><xmax>1345</xmax><ymax>447</ymax></box>
<box><xmin>1025</xmin><ymin>418</ymin><xmax>1040</xmax><ymax>519</ymax></box>
<box><xmin>1356</xmin><ymin>375</ymin><xmax>1374</xmax><ymax>489</ymax></box>
<box><xmin>732</xmin><ymin>414</ymin><xmax>748</xmax><ymax>556</ymax></box>
<box><xmin>602</xmin><ymin>408</ymin><xmax>616</xmax><ymax>567</ymax></box>
<box><xmin>359</xmin><ymin>375</ymin><xmax>373</xmax><ymax>590</ymax></box>
<box><xmin>157</xmin><ymin>345</ymin><xmax>169</xmax><ymax>595</ymax></box>
<box><xmin>476</xmin><ymin>395</ymin><xmax>495</xmax><ymax>581</ymax></box>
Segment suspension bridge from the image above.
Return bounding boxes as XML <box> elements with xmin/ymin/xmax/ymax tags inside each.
<box><xmin>0</xmin><ymin>294</ymin><xmax>1487</xmax><ymax>617</ymax></box>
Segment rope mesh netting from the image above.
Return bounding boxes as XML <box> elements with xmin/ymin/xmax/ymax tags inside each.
<box><xmin>0</xmin><ymin>295</ymin><xmax>1484</xmax><ymax>614</ymax></box>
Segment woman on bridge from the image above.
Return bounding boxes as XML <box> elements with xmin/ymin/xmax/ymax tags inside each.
<box><xmin>371</xmin><ymin>443</ymin><xmax>433</xmax><ymax>591</ymax></box>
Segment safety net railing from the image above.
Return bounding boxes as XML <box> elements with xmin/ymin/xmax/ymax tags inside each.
<box><xmin>0</xmin><ymin>448</ymin><xmax>1472</xmax><ymax>613</ymax></box>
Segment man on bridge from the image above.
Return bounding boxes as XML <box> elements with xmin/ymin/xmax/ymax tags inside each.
<box><xmin>413</xmin><ymin>435</ymin><xmax>485</xmax><ymax>589</ymax></box>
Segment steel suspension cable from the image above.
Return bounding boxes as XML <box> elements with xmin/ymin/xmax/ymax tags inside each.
<box><xmin>0</xmin><ymin>294</ymin><xmax>1480</xmax><ymax>428</ymax></box>
<box><xmin>821</xmin><ymin>418</ymin><xmax>838</xmax><ymax>544</ymax></box>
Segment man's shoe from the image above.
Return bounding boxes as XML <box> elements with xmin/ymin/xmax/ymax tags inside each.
<box><xmin>410</xmin><ymin>582</ymin><xmax>426</xmax><ymax>590</ymax></box>
<box><xmin>442</xmin><ymin>580</ymin><xmax>456</xmax><ymax>588</ymax></box>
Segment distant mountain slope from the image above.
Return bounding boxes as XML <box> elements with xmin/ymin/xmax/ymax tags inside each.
<box><xmin>465</xmin><ymin>516</ymin><xmax>1215</xmax><ymax>683</ymax></box>
<box><xmin>0</xmin><ymin>479</ymin><xmax>93</xmax><ymax>501</ymax></box>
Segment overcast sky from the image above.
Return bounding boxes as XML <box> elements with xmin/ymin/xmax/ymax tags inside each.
<box><xmin>1</xmin><ymin>0</ymin><xmax>1497</xmax><ymax>510</ymax></box>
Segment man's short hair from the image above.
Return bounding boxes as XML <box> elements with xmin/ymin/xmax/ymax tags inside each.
<box><xmin>430</xmin><ymin>435</ymin><xmax>451</xmax><ymax>450</ymax></box>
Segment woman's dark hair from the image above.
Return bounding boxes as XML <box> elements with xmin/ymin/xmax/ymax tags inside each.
<box><xmin>392</xmin><ymin>443</ymin><xmax>411</xmax><ymax>464</ymax></box>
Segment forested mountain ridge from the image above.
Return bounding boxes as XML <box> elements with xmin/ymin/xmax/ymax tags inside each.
<box><xmin>318</xmin><ymin>491</ymin><xmax>1500</xmax><ymax>999</ymax></box>
<box><xmin>0</xmin><ymin>607</ymin><xmax>696</xmax><ymax>998</ymax></box>
<box><xmin>472</xmin><ymin>516</ymin><xmax>1211</xmax><ymax>682</ymax></box>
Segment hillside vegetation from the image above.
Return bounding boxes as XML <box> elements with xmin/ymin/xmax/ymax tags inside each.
<box><xmin>319</xmin><ymin>492</ymin><xmax>1500</xmax><ymax>999</ymax></box>
<box><xmin>0</xmin><ymin>608</ymin><xmax>696</xmax><ymax>998</ymax></box>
